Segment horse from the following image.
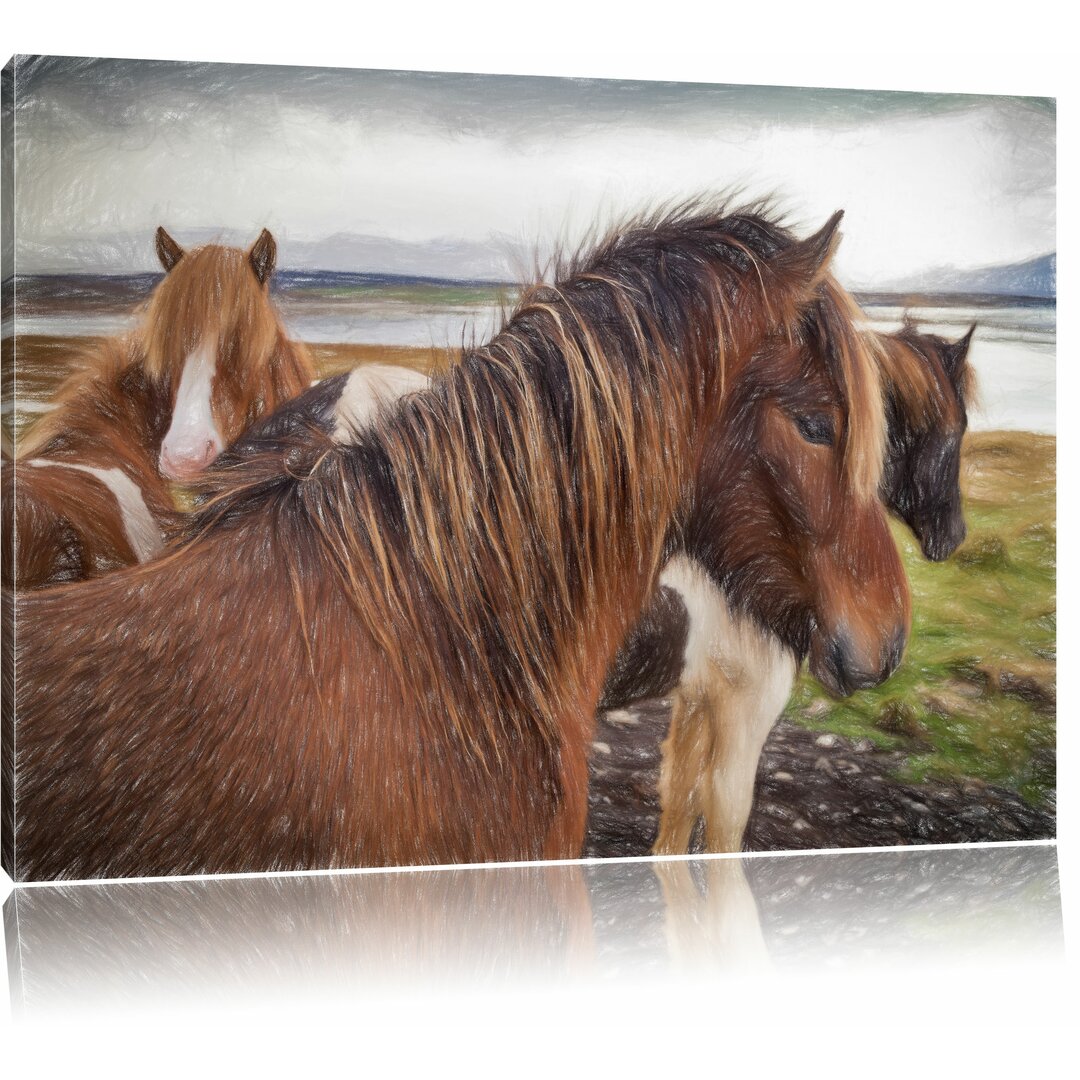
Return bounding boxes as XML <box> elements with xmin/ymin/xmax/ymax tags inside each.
<box><xmin>5</xmin><ymin>202</ymin><xmax>908</xmax><ymax>881</ymax></box>
<box><xmin>268</xmin><ymin>305</ymin><xmax>953</xmax><ymax>861</ymax></box>
<box><xmin>1</xmin><ymin>228</ymin><xmax>314</xmax><ymax>590</ymax></box>
<box><xmin>597</xmin><ymin>317</ymin><xmax>977</xmax><ymax>856</ymax></box>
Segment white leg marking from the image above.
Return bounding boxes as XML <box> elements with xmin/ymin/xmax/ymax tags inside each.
<box><xmin>159</xmin><ymin>339</ymin><xmax>224</xmax><ymax>479</ymax></box>
<box><xmin>659</xmin><ymin>554</ymin><xmax>798</xmax><ymax>851</ymax></box>
<box><xmin>26</xmin><ymin>459</ymin><xmax>164</xmax><ymax>562</ymax></box>
<box><xmin>332</xmin><ymin>364</ymin><xmax>430</xmax><ymax>443</ymax></box>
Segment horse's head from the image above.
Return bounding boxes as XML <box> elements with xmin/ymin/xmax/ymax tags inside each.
<box><xmin>145</xmin><ymin>228</ymin><xmax>307</xmax><ymax>483</ymax></box>
<box><xmin>687</xmin><ymin>231</ymin><xmax>910</xmax><ymax>698</ymax></box>
<box><xmin>879</xmin><ymin>320</ymin><xmax>976</xmax><ymax>561</ymax></box>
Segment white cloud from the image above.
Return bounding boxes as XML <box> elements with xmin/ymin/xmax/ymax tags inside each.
<box><xmin>13</xmin><ymin>62</ymin><xmax>1055</xmax><ymax>284</ymax></box>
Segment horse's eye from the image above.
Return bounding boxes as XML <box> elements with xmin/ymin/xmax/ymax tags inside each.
<box><xmin>795</xmin><ymin>413</ymin><xmax>835</xmax><ymax>446</ymax></box>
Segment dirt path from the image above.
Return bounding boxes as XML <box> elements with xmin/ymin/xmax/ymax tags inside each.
<box><xmin>584</xmin><ymin>699</ymin><xmax>1055</xmax><ymax>858</ymax></box>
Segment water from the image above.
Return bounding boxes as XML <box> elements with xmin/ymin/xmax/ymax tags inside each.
<box><xmin>9</xmin><ymin>287</ymin><xmax>1056</xmax><ymax>434</ymax></box>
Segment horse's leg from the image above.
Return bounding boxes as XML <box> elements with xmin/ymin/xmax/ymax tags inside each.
<box><xmin>652</xmin><ymin>859</ymin><xmax>704</xmax><ymax>965</ymax></box>
<box><xmin>701</xmin><ymin>649</ymin><xmax>796</xmax><ymax>854</ymax></box>
<box><xmin>653</xmin><ymin>687</ymin><xmax>712</xmax><ymax>855</ymax></box>
<box><xmin>653</xmin><ymin>856</ymin><xmax>770</xmax><ymax>970</ymax></box>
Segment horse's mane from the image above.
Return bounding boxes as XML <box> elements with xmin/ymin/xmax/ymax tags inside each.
<box><xmin>811</xmin><ymin>280</ymin><xmax>885</xmax><ymax>500</ymax></box>
<box><xmin>876</xmin><ymin>320</ymin><xmax>977</xmax><ymax>422</ymax></box>
<box><xmin>180</xmin><ymin>201</ymin><xmax>885</xmax><ymax>743</ymax></box>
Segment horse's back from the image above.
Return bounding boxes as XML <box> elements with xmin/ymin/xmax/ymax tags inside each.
<box><xmin>10</xmin><ymin>522</ymin><xmax>561</xmax><ymax>879</ymax></box>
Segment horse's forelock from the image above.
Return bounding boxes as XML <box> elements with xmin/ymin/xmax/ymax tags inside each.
<box><xmin>816</xmin><ymin>279</ymin><xmax>887</xmax><ymax>503</ymax></box>
<box><xmin>140</xmin><ymin>244</ymin><xmax>282</xmax><ymax>385</ymax></box>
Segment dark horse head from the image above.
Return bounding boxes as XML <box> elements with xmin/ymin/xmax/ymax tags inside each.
<box><xmin>878</xmin><ymin>318</ymin><xmax>977</xmax><ymax>562</ymax></box>
<box><xmin>686</xmin><ymin>273</ymin><xmax>911</xmax><ymax>699</ymax></box>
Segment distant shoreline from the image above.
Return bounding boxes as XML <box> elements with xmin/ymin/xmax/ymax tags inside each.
<box><xmin>853</xmin><ymin>291</ymin><xmax>1055</xmax><ymax>310</ymax></box>
<box><xmin>4</xmin><ymin>271</ymin><xmax>1057</xmax><ymax>319</ymax></box>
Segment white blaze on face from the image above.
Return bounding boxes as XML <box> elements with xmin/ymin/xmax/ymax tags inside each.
<box><xmin>159</xmin><ymin>339</ymin><xmax>225</xmax><ymax>481</ymax></box>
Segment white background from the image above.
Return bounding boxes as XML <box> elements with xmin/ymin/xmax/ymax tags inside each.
<box><xmin>0</xmin><ymin>2</ymin><xmax>1076</xmax><ymax>1072</ymax></box>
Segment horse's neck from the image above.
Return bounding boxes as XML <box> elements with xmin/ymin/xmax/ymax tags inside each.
<box><xmin>25</xmin><ymin>343</ymin><xmax>168</xmax><ymax>490</ymax></box>
<box><xmin>270</xmin><ymin>330</ymin><xmax>315</xmax><ymax>401</ymax></box>
<box><xmin>358</xmin><ymin>337</ymin><xmax>694</xmax><ymax>722</ymax></box>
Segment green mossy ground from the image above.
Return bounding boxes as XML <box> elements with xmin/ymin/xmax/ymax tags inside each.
<box><xmin>787</xmin><ymin>430</ymin><xmax>1056</xmax><ymax>808</ymax></box>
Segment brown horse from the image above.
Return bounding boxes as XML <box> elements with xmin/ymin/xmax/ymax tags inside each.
<box><xmin>599</xmin><ymin>317</ymin><xmax>977</xmax><ymax>855</ymax></box>
<box><xmin>5</xmin><ymin>203</ymin><xmax>906</xmax><ymax>881</ymax></box>
<box><xmin>2</xmin><ymin>228</ymin><xmax>313</xmax><ymax>590</ymax></box>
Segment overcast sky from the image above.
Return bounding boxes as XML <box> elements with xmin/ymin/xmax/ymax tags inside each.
<box><xmin>9</xmin><ymin>56</ymin><xmax>1056</xmax><ymax>286</ymax></box>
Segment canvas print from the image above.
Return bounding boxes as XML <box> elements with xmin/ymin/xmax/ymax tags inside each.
<box><xmin>3</xmin><ymin>844</ymin><xmax>1062</xmax><ymax>1011</ymax></box>
<box><xmin>0</xmin><ymin>57</ymin><xmax>1056</xmax><ymax>881</ymax></box>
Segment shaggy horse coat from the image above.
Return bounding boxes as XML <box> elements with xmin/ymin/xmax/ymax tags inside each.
<box><xmin>2</xmin><ymin>229</ymin><xmax>313</xmax><ymax>590</ymax></box>
<box><xmin>5</xmin><ymin>204</ymin><xmax>907</xmax><ymax>880</ymax></box>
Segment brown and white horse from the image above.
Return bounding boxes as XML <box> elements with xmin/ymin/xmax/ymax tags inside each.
<box><xmin>2</xmin><ymin>228</ymin><xmax>313</xmax><ymax>590</ymax></box>
<box><xmin>6</xmin><ymin>203</ymin><xmax>907</xmax><ymax>880</ymax></box>
<box><xmin>599</xmin><ymin>317</ymin><xmax>977</xmax><ymax>856</ymax></box>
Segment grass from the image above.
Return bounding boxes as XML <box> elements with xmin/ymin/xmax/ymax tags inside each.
<box><xmin>785</xmin><ymin>430</ymin><xmax>1056</xmax><ymax>809</ymax></box>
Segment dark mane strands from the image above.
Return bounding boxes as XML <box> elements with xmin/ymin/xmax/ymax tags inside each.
<box><xmin>187</xmin><ymin>204</ymin><xmax>817</xmax><ymax>748</ymax></box>
<box><xmin>889</xmin><ymin>318</ymin><xmax>978</xmax><ymax>412</ymax></box>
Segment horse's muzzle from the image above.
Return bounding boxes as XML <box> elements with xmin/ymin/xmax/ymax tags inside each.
<box><xmin>916</xmin><ymin>502</ymin><xmax>967</xmax><ymax>562</ymax></box>
<box><xmin>159</xmin><ymin>439</ymin><xmax>220</xmax><ymax>482</ymax></box>
<box><xmin>811</xmin><ymin>625</ymin><xmax>907</xmax><ymax>698</ymax></box>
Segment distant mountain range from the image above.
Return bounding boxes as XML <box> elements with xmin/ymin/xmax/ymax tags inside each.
<box><xmin>16</xmin><ymin>230</ymin><xmax>523</xmax><ymax>282</ymax></box>
<box><xmin>871</xmin><ymin>253</ymin><xmax>1055</xmax><ymax>300</ymax></box>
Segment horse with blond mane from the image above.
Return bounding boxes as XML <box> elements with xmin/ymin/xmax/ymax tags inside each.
<box><xmin>6</xmin><ymin>202</ymin><xmax>908</xmax><ymax>880</ymax></box>
<box><xmin>2</xmin><ymin>228</ymin><xmax>313</xmax><ymax>590</ymax></box>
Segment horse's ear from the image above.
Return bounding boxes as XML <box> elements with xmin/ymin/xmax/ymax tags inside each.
<box><xmin>943</xmin><ymin>322</ymin><xmax>976</xmax><ymax>379</ymax></box>
<box><xmin>155</xmin><ymin>227</ymin><xmax>184</xmax><ymax>273</ymax></box>
<box><xmin>770</xmin><ymin>210</ymin><xmax>844</xmax><ymax>302</ymax></box>
<box><xmin>902</xmin><ymin>310</ymin><xmax>919</xmax><ymax>332</ymax></box>
<box><xmin>249</xmin><ymin>229</ymin><xmax>277</xmax><ymax>286</ymax></box>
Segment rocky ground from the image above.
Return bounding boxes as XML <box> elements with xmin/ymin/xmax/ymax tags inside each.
<box><xmin>584</xmin><ymin>698</ymin><xmax>1056</xmax><ymax>859</ymax></box>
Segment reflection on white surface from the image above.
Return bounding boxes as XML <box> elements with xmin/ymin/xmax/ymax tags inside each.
<box><xmin>3</xmin><ymin>843</ymin><xmax>1060</xmax><ymax>1017</ymax></box>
